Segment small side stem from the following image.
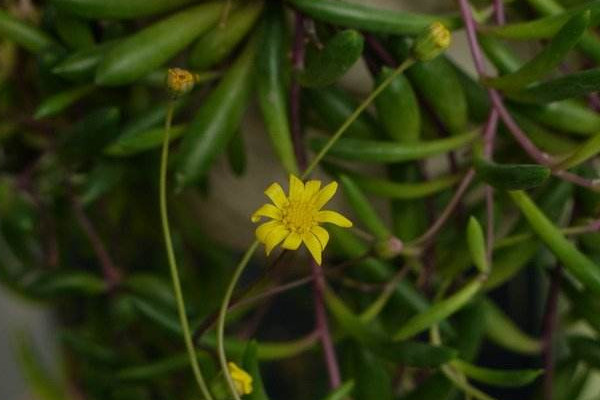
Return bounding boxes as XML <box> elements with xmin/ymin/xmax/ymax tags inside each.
<box><xmin>542</xmin><ymin>266</ymin><xmax>562</xmax><ymax>400</ymax></box>
<box><xmin>457</xmin><ymin>0</ymin><xmax>598</xmax><ymax>190</ymax></box>
<box><xmin>217</xmin><ymin>241</ymin><xmax>260</xmax><ymax>400</ymax></box>
<box><xmin>302</xmin><ymin>57</ymin><xmax>415</xmax><ymax>178</ymax></box>
<box><xmin>312</xmin><ymin>261</ymin><xmax>342</xmax><ymax>388</ymax></box>
<box><xmin>70</xmin><ymin>194</ymin><xmax>121</xmax><ymax>288</ymax></box>
<box><xmin>160</xmin><ymin>102</ymin><xmax>214</xmax><ymax>400</ymax></box>
<box><xmin>483</xmin><ymin>111</ymin><xmax>499</xmax><ymax>263</ymax></box>
<box><xmin>412</xmin><ymin>169</ymin><xmax>476</xmax><ymax>246</ymax></box>
<box><xmin>291</xmin><ymin>11</ymin><xmax>308</xmax><ymax>170</ymax></box>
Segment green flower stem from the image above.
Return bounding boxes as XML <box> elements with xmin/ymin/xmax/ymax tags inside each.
<box><xmin>160</xmin><ymin>101</ymin><xmax>214</xmax><ymax>400</ymax></box>
<box><xmin>301</xmin><ymin>57</ymin><xmax>415</xmax><ymax>179</ymax></box>
<box><xmin>217</xmin><ymin>240</ymin><xmax>260</xmax><ymax>400</ymax></box>
<box><xmin>430</xmin><ymin>325</ymin><xmax>498</xmax><ymax>400</ymax></box>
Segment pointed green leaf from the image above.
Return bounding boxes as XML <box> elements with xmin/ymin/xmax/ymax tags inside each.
<box><xmin>299</xmin><ymin>29</ymin><xmax>364</xmax><ymax>87</ymax></box>
<box><xmin>257</xmin><ymin>2</ymin><xmax>299</xmax><ymax>174</ymax></box>
<box><xmin>481</xmin><ymin>299</ymin><xmax>543</xmax><ymax>354</ymax></box>
<box><xmin>189</xmin><ymin>1</ymin><xmax>263</xmax><ymax>69</ymax></box>
<box><xmin>508</xmin><ymin>67</ymin><xmax>600</xmax><ymax>103</ymax></box>
<box><xmin>321</xmin><ymin>380</ymin><xmax>354</xmax><ymax>400</ymax></box>
<box><xmin>51</xmin><ymin>41</ymin><xmax>115</xmax><ymax>82</ymax></box>
<box><xmin>555</xmin><ymin>133</ymin><xmax>600</xmax><ymax>170</ymax></box>
<box><xmin>451</xmin><ymin>360</ymin><xmax>543</xmax><ymax>387</ymax></box>
<box><xmin>349</xmin><ymin>171</ymin><xmax>460</xmax><ymax>199</ymax></box>
<box><xmin>485</xmin><ymin>12</ymin><xmax>589</xmax><ymax>90</ymax></box>
<box><xmin>95</xmin><ymin>2</ymin><xmax>222</xmax><ymax>85</ymax></box>
<box><xmin>483</xmin><ymin>2</ymin><xmax>600</xmax><ymax>39</ymax></box>
<box><xmin>242</xmin><ymin>341</ymin><xmax>271</xmax><ymax>400</ymax></box>
<box><xmin>52</xmin><ymin>0</ymin><xmax>195</xmax><ymax>19</ymax></box>
<box><xmin>467</xmin><ymin>217</ymin><xmax>489</xmax><ymax>274</ymax></box>
<box><xmin>338</xmin><ymin>173</ymin><xmax>390</xmax><ymax>241</ymax></box>
<box><xmin>310</xmin><ymin>130</ymin><xmax>478</xmax><ymax>163</ymax></box>
<box><xmin>176</xmin><ymin>38</ymin><xmax>256</xmax><ymax>188</ymax></box>
<box><xmin>509</xmin><ymin>190</ymin><xmax>600</xmax><ymax>295</ymax></box>
<box><xmin>0</xmin><ymin>8</ymin><xmax>58</xmax><ymax>53</ymax></box>
<box><xmin>34</xmin><ymin>85</ymin><xmax>95</xmax><ymax>119</ymax></box>
<box><xmin>287</xmin><ymin>0</ymin><xmax>460</xmax><ymax>35</ymax></box>
<box><xmin>28</xmin><ymin>271</ymin><xmax>106</xmax><ymax>297</ymax></box>
<box><xmin>569</xmin><ymin>335</ymin><xmax>600</xmax><ymax>368</ymax></box>
<box><xmin>392</xmin><ymin>276</ymin><xmax>484</xmax><ymax>341</ymax></box>
<box><xmin>105</xmin><ymin>124</ymin><xmax>186</xmax><ymax>156</ymax></box>
<box><xmin>475</xmin><ymin>159</ymin><xmax>550</xmax><ymax>190</ymax></box>
<box><xmin>374</xmin><ymin>67</ymin><xmax>421</xmax><ymax>142</ymax></box>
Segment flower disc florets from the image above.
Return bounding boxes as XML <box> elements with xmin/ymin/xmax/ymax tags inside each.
<box><xmin>251</xmin><ymin>175</ymin><xmax>352</xmax><ymax>265</ymax></box>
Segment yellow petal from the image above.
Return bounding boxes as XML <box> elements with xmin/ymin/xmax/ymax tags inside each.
<box><xmin>302</xmin><ymin>180</ymin><xmax>322</xmax><ymax>202</ymax></box>
<box><xmin>281</xmin><ymin>231</ymin><xmax>302</xmax><ymax>250</ymax></box>
<box><xmin>288</xmin><ymin>174</ymin><xmax>304</xmax><ymax>201</ymax></box>
<box><xmin>264</xmin><ymin>183</ymin><xmax>288</xmax><ymax>209</ymax></box>
<box><xmin>251</xmin><ymin>204</ymin><xmax>282</xmax><ymax>223</ymax></box>
<box><xmin>313</xmin><ymin>181</ymin><xmax>338</xmax><ymax>209</ymax></box>
<box><xmin>311</xmin><ymin>225</ymin><xmax>330</xmax><ymax>249</ymax></box>
<box><xmin>317</xmin><ymin>210</ymin><xmax>353</xmax><ymax>227</ymax></box>
<box><xmin>302</xmin><ymin>232</ymin><xmax>322</xmax><ymax>265</ymax></box>
<box><xmin>256</xmin><ymin>220</ymin><xmax>281</xmax><ymax>243</ymax></box>
<box><xmin>264</xmin><ymin>225</ymin><xmax>289</xmax><ymax>255</ymax></box>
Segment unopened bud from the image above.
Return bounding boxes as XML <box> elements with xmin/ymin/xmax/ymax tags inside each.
<box><xmin>411</xmin><ymin>22</ymin><xmax>451</xmax><ymax>62</ymax></box>
<box><xmin>210</xmin><ymin>362</ymin><xmax>253</xmax><ymax>399</ymax></box>
<box><xmin>166</xmin><ymin>67</ymin><xmax>197</xmax><ymax>98</ymax></box>
<box><xmin>374</xmin><ymin>236</ymin><xmax>404</xmax><ymax>259</ymax></box>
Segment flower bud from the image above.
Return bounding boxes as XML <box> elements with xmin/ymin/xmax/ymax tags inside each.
<box><xmin>374</xmin><ymin>236</ymin><xmax>404</xmax><ymax>259</ymax></box>
<box><xmin>210</xmin><ymin>362</ymin><xmax>253</xmax><ymax>399</ymax></box>
<box><xmin>166</xmin><ymin>67</ymin><xmax>197</xmax><ymax>98</ymax></box>
<box><xmin>411</xmin><ymin>22</ymin><xmax>451</xmax><ymax>62</ymax></box>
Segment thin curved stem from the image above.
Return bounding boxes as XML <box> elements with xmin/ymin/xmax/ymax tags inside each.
<box><xmin>412</xmin><ymin>169</ymin><xmax>476</xmax><ymax>246</ymax></box>
<box><xmin>217</xmin><ymin>240</ymin><xmax>260</xmax><ymax>400</ymax></box>
<box><xmin>160</xmin><ymin>101</ymin><xmax>214</xmax><ymax>400</ymax></box>
<box><xmin>301</xmin><ymin>57</ymin><xmax>415</xmax><ymax>178</ymax></box>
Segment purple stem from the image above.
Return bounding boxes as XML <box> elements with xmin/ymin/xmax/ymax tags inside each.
<box><xmin>457</xmin><ymin>0</ymin><xmax>598</xmax><ymax>190</ymax></box>
<box><xmin>589</xmin><ymin>92</ymin><xmax>600</xmax><ymax>112</ymax></box>
<box><xmin>312</xmin><ymin>261</ymin><xmax>342</xmax><ymax>388</ymax></box>
<box><xmin>70</xmin><ymin>195</ymin><xmax>121</xmax><ymax>288</ymax></box>
<box><xmin>492</xmin><ymin>0</ymin><xmax>506</xmax><ymax>25</ymax></box>
<box><xmin>483</xmin><ymin>111</ymin><xmax>499</xmax><ymax>262</ymax></box>
<box><xmin>291</xmin><ymin>12</ymin><xmax>308</xmax><ymax>170</ymax></box>
<box><xmin>363</xmin><ymin>33</ymin><xmax>397</xmax><ymax>67</ymax></box>
<box><xmin>290</xmin><ymin>11</ymin><xmax>341</xmax><ymax>388</ymax></box>
<box><xmin>542</xmin><ymin>266</ymin><xmax>562</xmax><ymax>400</ymax></box>
<box><xmin>414</xmin><ymin>169</ymin><xmax>476</xmax><ymax>246</ymax></box>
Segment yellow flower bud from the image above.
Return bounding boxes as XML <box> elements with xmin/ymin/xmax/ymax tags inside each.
<box><xmin>411</xmin><ymin>22</ymin><xmax>451</xmax><ymax>62</ymax></box>
<box><xmin>228</xmin><ymin>362</ymin><xmax>253</xmax><ymax>396</ymax></box>
<box><xmin>166</xmin><ymin>67</ymin><xmax>197</xmax><ymax>98</ymax></box>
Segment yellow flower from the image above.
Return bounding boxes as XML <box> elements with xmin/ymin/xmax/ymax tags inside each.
<box><xmin>251</xmin><ymin>175</ymin><xmax>353</xmax><ymax>265</ymax></box>
<box><xmin>228</xmin><ymin>362</ymin><xmax>253</xmax><ymax>396</ymax></box>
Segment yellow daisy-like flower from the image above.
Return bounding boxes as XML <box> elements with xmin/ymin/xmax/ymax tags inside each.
<box><xmin>228</xmin><ymin>362</ymin><xmax>253</xmax><ymax>396</ymax></box>
<box><xmin>251</xmin><ymin>175</ymin><xmax>353</xmax><ymax>265</ymax></box>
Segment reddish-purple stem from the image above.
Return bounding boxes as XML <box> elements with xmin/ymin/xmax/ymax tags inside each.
<box><xmin>363</xmin><ymin>33</ymin><xmax>397</xmax><ymax>67</ymax></box>
<box><xmin>290</xmin><ymin>11</ymin><xmax>341</xmax><ymax>387</ymax></box>
<box><xmin>312</xmin><ymin>261</ymin><xmax>342</xmax><ymax>388</ymax></box>
<box><xmin>457</xmin><ymin>0</ymin><xmax>598</xmax><ymax>190</ymax></box>
<box><xmin>542</xmin><ymin>266</ymin><xmax>562</xmax><ymax>400</ymax></box>
<box><xmin>492</xmin><ymin>0</ymin><xmax>506</xmax><ymax>25</ymax></box>
<box><xmin>291</xmin><ymin>12</ymin><xmax>307</xmax><ymax>170</ymax></box>
<box><xmin>589</xmin><ymin>92</ymin><xmax>600</xmax><ymax>112</ymax></box>
<box><xmin>70</xmin><ymin>195</ymin><xmax>121</xmax><ymax>288</ymax></box>
<box><xmin>414</xmin><ymin>169</ymin><xmax>476</xmax><ymax>246</ymax></box>
<box><xmin>483</xmin><ymin>111</ymin><xmax>499</xmax><ymax>261</ymax></box>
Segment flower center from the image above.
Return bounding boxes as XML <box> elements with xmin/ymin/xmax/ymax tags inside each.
<box><xmin>281</xmin><ymin>201</ymin><xmax>316</xmax><ymax>233</ymax></box>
